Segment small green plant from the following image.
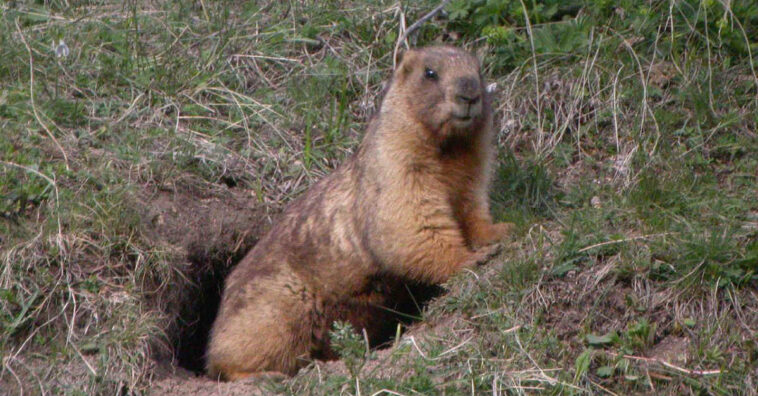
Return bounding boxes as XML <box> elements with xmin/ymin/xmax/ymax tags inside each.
<box><xmin>623</xmin><ymin>318</ymin><xmax>655</xmax><ymax>351</ymax></box>
<box><xmin>329</xmin><ymin>321</ymin><xmax>369</xmax><ymax>379</ymax></box>
<box><xmin>574</xmin><ymin>347</ymin><xmax>593</xmax><ymax>383</ymax></box>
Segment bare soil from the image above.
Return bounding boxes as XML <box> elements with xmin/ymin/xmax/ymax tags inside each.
<box><xmin>150</xmin><ymin>363</ymin><xmax>268</xmax><ymax>396</ymax></box>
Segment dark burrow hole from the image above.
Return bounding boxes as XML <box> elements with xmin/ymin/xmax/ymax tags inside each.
<box><xmin>171</xmin><ymin>247</ymin><xmax>443</xmax><ymax>375</ymax></box>
<box><xmin>172</xmin><ymin>246</ymin><xmax>245</xmax><ymax>374</ymax></box>
<box><xmin>219</xmin><ymin>175</ymin><xmax>238</xmax><ymax>188</ymax></box>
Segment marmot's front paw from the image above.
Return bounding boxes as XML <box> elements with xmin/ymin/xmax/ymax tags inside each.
<box><xmin>471</xmin><ymin>222</ymin><xmax>514</xmax><ymax>248</ymax></box>
<box><xmin>468</xmin><ymin>242</ymin><xmax>502</xmax><ymax>266</ymax></box>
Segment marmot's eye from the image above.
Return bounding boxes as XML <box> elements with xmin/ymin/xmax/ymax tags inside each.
<box><xmin>424</xmin><ymin>68</ymin><xmax>438</xmax><ymax>80</ymax></box>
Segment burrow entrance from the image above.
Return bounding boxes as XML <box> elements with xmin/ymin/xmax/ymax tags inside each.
<box><xmin>138</xmin><ymin>186</ymin><xmax>264</xmax><ymax>375</ymax></box>
<box><xmin>171</xmin><ymin>245</ymin><xmax>247</xmax><ymax>373</ymax></box>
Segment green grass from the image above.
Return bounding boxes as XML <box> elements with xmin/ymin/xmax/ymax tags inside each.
<box><xmin>1</xmin><ymin>0</ymin><xmax>757</xmax><ymax>395</ymax></box>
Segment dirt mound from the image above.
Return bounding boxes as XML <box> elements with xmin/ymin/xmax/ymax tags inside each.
<box><xmin>150</xmin><ymin>364</ymin><xmax>269</xmax><ymax>396</ymax></box>
<box><xmin>139</xmin><ymin>181</ymin><xmax>268</xmax><ymax>257</ymax></box>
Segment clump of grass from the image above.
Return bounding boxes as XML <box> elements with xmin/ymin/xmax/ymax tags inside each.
<box><xmin>490</xmin><ymin>151</ymin><xmax>558</xmax><ymax>228</ymax></box>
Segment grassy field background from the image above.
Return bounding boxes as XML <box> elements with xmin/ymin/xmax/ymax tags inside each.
<box><xmin>1</xmin><ymin>0</ymin><xmax>756</xmax><ymax>395</ymax></box>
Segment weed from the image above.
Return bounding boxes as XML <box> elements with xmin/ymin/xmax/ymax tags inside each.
<box><xmin>329</xmin><ymin>321</ymin><xmax>369</xmax><ymax>380</ymax></box>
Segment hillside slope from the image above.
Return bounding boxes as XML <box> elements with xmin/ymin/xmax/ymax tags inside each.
<box><xmin>1</xmin><ymin>1</ymin><xmax>756</xmax><ymax>395</ymax></box>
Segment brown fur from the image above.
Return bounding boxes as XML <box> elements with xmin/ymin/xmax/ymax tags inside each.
<box><xmin>206</xmin><ymin>46</ymin><xmax>513</xmax><ymax>381</ymax></box>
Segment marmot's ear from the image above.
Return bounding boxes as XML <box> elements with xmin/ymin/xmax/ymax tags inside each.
<box><xmin>396</xmin><ymin>50</ymin><xmax>419</xmax><ymax>80</ymax></box>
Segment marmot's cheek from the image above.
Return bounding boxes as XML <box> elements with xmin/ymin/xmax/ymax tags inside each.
<box><xmin>422</xmin><ymin>104</ymin><xmax>445</xmax><ymax>127</ymax></box>
<box><xmin>416</xmin><ymin>109</ymin><xmax>442</xmax><ymax>136</ymax></box>
<box><xmin>469</xmin><ymin>102</ymin><xmax>482</xmax><ymax>118</ymax></box>
<box><xmin>440</xmin><ymin>102</ymin><xmax>456</xmax><ymax>118</ymax></box>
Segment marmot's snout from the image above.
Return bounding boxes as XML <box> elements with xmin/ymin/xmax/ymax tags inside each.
<box><xmin>451</xmin><ymin>76</ymin><xmax>483</xmax><ymax>122</ymax></box>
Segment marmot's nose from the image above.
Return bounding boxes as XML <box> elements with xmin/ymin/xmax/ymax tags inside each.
<box><xmin>455</xmin><ymin>76</ymin><xmax>481</xmax><ymax>105</ymax></box>
<box><xmin>456</xmin><ymin>93</ymin><xmax>480</xmax><ymax>105</ymax></box>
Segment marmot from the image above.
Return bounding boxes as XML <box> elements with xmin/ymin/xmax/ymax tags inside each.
<box><xmin>206</xmin><ymin>46</ymin><xmax>512</xmax><ymax>381</ymax></box>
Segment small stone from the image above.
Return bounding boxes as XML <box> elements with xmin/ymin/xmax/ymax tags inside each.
<box><xmin>591</xmin><ymin>196</ymin><xmax>601</xmax><ymax>208</ymax></box>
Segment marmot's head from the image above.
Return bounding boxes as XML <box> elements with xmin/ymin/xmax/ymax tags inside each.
<box><xmin>388</xmin><ymin>46</ymin><xmax>490</xmax><ymax>140</ymax></box>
